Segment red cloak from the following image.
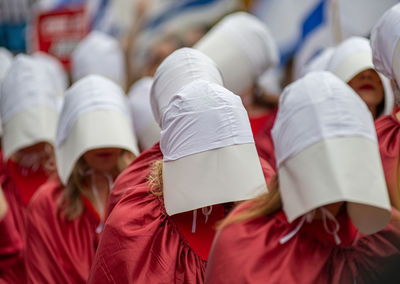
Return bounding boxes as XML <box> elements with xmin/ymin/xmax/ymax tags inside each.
<box><xmin>375</xmin><ymin>114</ymin><xmax>400</xmax><ymax>223</ymax></box>
<box><xmin>88</xmin><ymin>154</ymin><xmax>275</xmax><ymax>283</ymax></box>
<box><xmin>205</xmin><ymin>205</ymin><xmax>400</xmax><ymax>284</ymax></box>
<box><xmin>25</xmin><ymin>178</ymin><xmax>101</xmax><ymax>284</ymax></box>
<box><xmin>0</xmin><ymin>158</ymin><xmax>50</xmax><ymax>283</ymax></box>
<box><xmin>250</xmin><ymin>108</ymin><xmax>278</xmax><ymax>170</ymax></box>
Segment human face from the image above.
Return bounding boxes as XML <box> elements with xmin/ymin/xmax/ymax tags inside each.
<box><xmin>83</xmin><ymin>148</ymin><xmax>122</xmax><ymax>173</ymax></box>
<box><xmin>347</xmin><ymin>69</ymin><xmax>384</xmax><ymax>118</ymax></box>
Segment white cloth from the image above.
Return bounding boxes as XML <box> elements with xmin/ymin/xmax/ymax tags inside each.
<box><xmin>0</xmin><ymin>54</ymin><xmax>59</xmax><ymax>158</ymax></box>
<box><xmin>299</xmin><ymin>47</ymin><xmax>335</xmax><ymax>78</ymax></box>
<box><xmin>0</xmin><ymin>47</ymin><xmax>13</xmax><ymax>137</ymax></box>
<box><xmin>55</xmin><ymin>74</ymin><xmax>139</xmax><ymax>184</ymax></box>
<box><xmin>326</xmin><ymin>36</ymin><xmax>394</xmax><ymax>116</ymax></box>
<box><xmin>161</xmin><ymin>80</ymin><xmax>254</xmax><ymax>161</ymax></box>
<box><xmin>32</xmin><ymin>51</ymin><xmax>68</xmax><ymax>112</ymax></box>
<box><xmin>327</xmin><ymin>37</ymin><xmax>374</xmax><ymax>82</ymax></box>
<box><xmin>71</xmin><ymin>31</ymin><xmax>126</xmax><ymax>87</ymax></box>
<box><xmin>195</xmin><ymin>12</ymin><xmax>278</xmax><ymax>96</ymax></box>
<box><xmin>32</xmin><ymin>51</ymin><xmax>68</xmax><ymax>94</ymax></box>
<box><xmin>370</xmin><ymin>3</ymin><xmax>400</xmax><ymax>82</ymax></box>
<box><xmin>128</xmin><ymin>77</ymin><xmax>160</xmax><ymax>151</ymax></box>
<box><xmin>161</xmin><ymin>79</ymin><xmax>266</xmax><ymax>215</ymax></box>
<box><xmin>0</xmin><ymin>48</ymin><xmax>13</xmax><ymax>81</ymax></box>
<box><xmin>272</xmin><ymin>71</ymin><xmax>376</xmax><ymax>168</ymax></box>
<box><xmin>56</xmin><ymin>74</ymin><xmax>132</xmax><ymax>148</ymax></box>
<box><xmin>272</xmin><ymin>71</ymin><xmax>391</xmax><ymax>235</ymax></box>
<box><xmin>150</xmin><ymin>48</ymin><xmax>223</xmax><ymax>126</ymax></box>
<box><xmin>0</xmin><ymin>54</ymin><xmax>58</xmax><ymax>123</ymax></box>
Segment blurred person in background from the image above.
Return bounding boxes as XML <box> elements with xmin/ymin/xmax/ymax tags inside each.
<box><xmin>88</xmin><ymin>47</ymin><xmax>273</xmax><ymax>284</ymax></box>
<box><xmin>71</xmin><ymin>31</ymin><xmax>127</xmax><ymax>91</ymax></box>
<box><xmin>205</xmin><ymin>72</ymin><xmax>400</xmax><ymax>284</ymax></box>
<box><xmin>371</xmin><ymin>3</ymin><xmax>400</xmax><ymax>227</ymax></box>
<box><xmin>25</xmin><ymin>75</ymin><xmax>138</xmax><ymax>284</ymax></box>
<box><xmin>195</xmin><ymin>12</ymin><xmax>280</xmax><ymax>169</ymax></box>
<box><xmin>327</xmin><ymin>36</ymin><xmax>394</xmax><ymax>120</ymax></box>
<box><xmin>0</xmin><ymin>48</ymin><xmax>13</xmax><ymax>143</ymax></box>
<box><xmin>127</xmin><ymin>77</ymin><xmax>160</xmax><ymax>152</ymax></box>
<box><xmin>0</xmin><ymin>54</ymin><xmax>59</xmax><ymax>283</ymax></box>
<box><xmin>104</xmin><ymin>48</ymin><xmax>224</xmax><ymax>217</ymax></box>
<box><xmin>32</xmin><ymin>51</ymin><xmax>69</xmax><ymax>112</ymax></box>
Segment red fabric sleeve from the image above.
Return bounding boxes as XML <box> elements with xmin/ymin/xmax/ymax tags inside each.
<box><xmin>252</xmin><ymin>108</ymin><xmax>278</xmax><ymax>170</ymax></box>
<box><xmin>25</xmin><ymin>179</ymin><xmax>100</xmax><ymax>284</ymax></box>
<box><xmin>0</xmin><ymin>207</ymin><xmax>23</xmax><ymax>270</ymax></box>
<box><xmin>375</xmin><ymin>114</ymin><xmax>400</xmax><ymax>211</ymax></box>
<box><xmin>107</xmin><ymin>143</ymin><xmax>163</xmax><ymax>216</ymax></box>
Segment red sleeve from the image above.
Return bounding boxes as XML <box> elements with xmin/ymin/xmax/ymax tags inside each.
<box><xmin>253</xmin><ymin>108</ymin><xmax>278</xmax><ymax>170</ymax></box>
<box><xmin>375</xmin><ymin>114</ymin><xmax>400</xmax><ymax>210</ymax></box>
<box><xmin>0</xmin><ymin>208</ymin><xmax>23</xmax><ymax>270</ymax></box>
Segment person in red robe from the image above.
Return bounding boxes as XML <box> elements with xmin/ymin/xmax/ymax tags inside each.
<box><xmin>88</xmin><ymin>48</ymin><xmax>274</xmax><ymax>283</ymax></box>
<box><xmin>370</xmin><ymin>3</ymin><xmax>400</xmax><ymax>225</ymax></box>
<box><xmin>375</xmin><ymin>113</ymin><xmax>400</xmax><ymax>227</ymax></box>
<box><xmin>205</xmin><ymin>72</ymin><xmax>399</xmax><ymax>284</ymax></box>
<box><xmin>24</xmin><ymin>75</ymin><xmax>139</xmax><ymax>284</ymax></box>
<box><xmin>0</xmin><ymin>54</ymin><xmax>60</xmax><ymax>283</ymax></box>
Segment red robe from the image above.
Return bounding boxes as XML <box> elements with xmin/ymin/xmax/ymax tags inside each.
<box><xmin>25</xmin><ymin>178</ymin><xmax>101</xmax><ymax>284</ymax></box>
<box><xmin>0</xmin><ymin>159</ymin><xmax>50</xmax><ymax>283</ymax></box>
<box><xmin>376</xmin><ymin>114</ymin><xmax>400</xmax><ymax>214</ymax></box>
<box><xmin>205</xmin><ymin>205</ymin><xmax>400</xmax><ymax>284</ymax></box>
<box><xmin>250</xmin><ymin>108</ymin><xmax>278</xmax><ymax>170</ymax></box>
<box><xmin>107</xmin><ymin>142</ymin><xmax>163</xmax><ymax>216</ymax></box>
<box><xmin>88</xmin><ymin>155</ymin><xmax>275</xmax><ymax>283</ymax></box>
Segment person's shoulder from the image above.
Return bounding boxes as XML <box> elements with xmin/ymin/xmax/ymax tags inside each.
<box><xmin>107</xmin><ymin>182</ymin><xmax>162</xmax><ymax>232</ymax></box>
<box><xmin>375</xmin><ymin>113</ymin><xmax>400</xmax><ymax>131</ymax></box>
<box><xmin>27</xmin><ymin>176</ymin><xmax>63</xmax><ymax>213</ymax></box>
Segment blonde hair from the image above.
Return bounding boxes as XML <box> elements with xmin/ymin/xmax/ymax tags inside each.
<box><xmin>58</xmin><ymin>150</ymin><xmax>134</xmax><ymax>220</ymax></box>
<box><xmin>148</xmin><ymin>159</ymin><xmax>163</xmax><ymax>197</ymax></box>
<box><xmin>218</xmin><ymin>175</ymin><xmax>282</xmax><ymax>228</ymax></box>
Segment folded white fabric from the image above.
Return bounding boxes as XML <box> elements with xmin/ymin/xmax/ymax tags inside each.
<box><xmin>128</xmin><ymin>77</ymin><xmax>160</xmax><ymax>151</ymax></box>
<box><xmin>32</xmin><ymin>51</ymin><xmax>68</xmax><ymax>112</ymax></box>
<box><xmin>0</xmin><ymin>54</ymin><xmax>59</xmax><ymax>159</ymax></box>
<box><xmin>150</xmin><ymin>47</ymin><xmax>223</xmax><ymax>126</ymax></box>
<box><xmin>56</xmin><ymin>75</ymin><xmax>139</xmax><ymax>184</ymax></box>
<box><xmin>71</xmin><ymin>31</ymin><xmax>126</xmax><ymax>87</ymax></box>
<box><xmin>32</xmin><ymin>51</ymin><xmax>68</xmax><ymax>95</ymax></box>
<box><xmin>0</xmin><ymin>48</ymin><xmax>13</xmax><ymax>81</ymax></box>
<box><xmin>272</xmin><ymin>71</ymin><xmax>391</xmax><ymax>235</ymax></box>
<box><xmin>195</xmin><ymin>12</ymin><xmax>278</xmax><ymax>96</ymax></box>
<box><xmin>0</xmin><ymin>47</ymin><xmax>13</xmax><ymax>137</ymax></box>
<box><xmin>370</xmin><ymin>3</ymin><xmax>400</xmax><ymax>83</ymax></box>
<box><xmin>161</xmin><ymin>79</ymin><xmax>267</xmax><ymax>215</ymax></box>
<box><xmin>327</xmin><ymin>36</ymin><xmax>393</xmax><ymax>116</ymax></box>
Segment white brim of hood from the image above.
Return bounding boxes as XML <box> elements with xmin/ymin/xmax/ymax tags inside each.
<box><xmin>2</xmin><ymin>106</ymin><xmax>58</xmax><ymax>160</ymax></box>
<box><xmin>56</xmin><ymin>109</ymin><xmax>139</xmax><ymax>185</ymax></box>
<box><xmin>163</xmin><ymin>143</ymin><xmax>267</xmax><ymax>216</ymax></box>
<box><xmin>279</xmin><ymin>136</ymin><xmax>391</xmax><ymax>235</ymax></box>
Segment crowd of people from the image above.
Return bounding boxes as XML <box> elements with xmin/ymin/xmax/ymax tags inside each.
<box><xmin>0</xmin><ymin>3</ymin><xmax>400</xmax><ymax>284</ymax></box>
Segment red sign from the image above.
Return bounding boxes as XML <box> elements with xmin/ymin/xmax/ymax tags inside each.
<box><xmin>32</xmin><ymin>5</ymin><xmax>89</xmax><ymax>71</ymax></box>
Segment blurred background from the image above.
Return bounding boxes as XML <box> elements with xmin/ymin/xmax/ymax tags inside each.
<box><xmin>1</xmin><ymin>0</ymin><xmax>398</xmax><ymax>91</ymax></box>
